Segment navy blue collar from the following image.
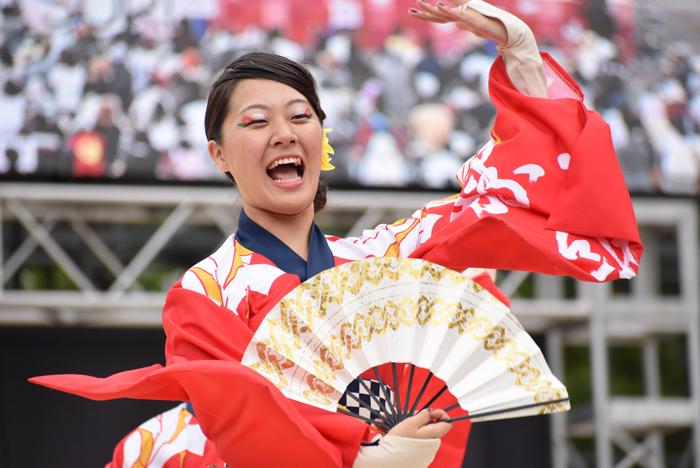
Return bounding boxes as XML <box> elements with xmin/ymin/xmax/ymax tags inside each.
<box><xmin>235</xmin><ymin>210</ymin><xmax>335</xmax><ymax>282</ymax></box>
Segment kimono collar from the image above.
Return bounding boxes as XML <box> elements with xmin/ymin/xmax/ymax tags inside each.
<box><xmin>235</xmin><ymin>210</ymin><xmax>335</xmax><ymax>282</ymax></box>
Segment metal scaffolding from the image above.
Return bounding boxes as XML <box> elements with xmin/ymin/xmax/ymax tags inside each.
<box><xmin>0</xmin><ymin>183</ymin><xmax>698</xmax><ymax>466</ymax></box>
<box><xmin>538</xmin><ymin>200</ymin><xmax>700</xmax><ymax>468</ymax></box>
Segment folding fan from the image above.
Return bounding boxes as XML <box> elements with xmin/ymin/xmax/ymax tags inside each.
<box><xmin>241</xmin><ymin>257</ymin><xmax>569</xmax><ymax>429</ymax></box>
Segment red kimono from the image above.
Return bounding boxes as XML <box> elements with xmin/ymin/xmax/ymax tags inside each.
<box><xmin>32</xmin><ymin>54</ymin><xmax>642</xmax><ymax>468</ymax></box>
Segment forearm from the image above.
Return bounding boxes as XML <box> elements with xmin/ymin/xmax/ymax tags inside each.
<box><xmin>465</xmin><ymin>0</ymin><xmax>549</xmax><ymax>98</ymax></box>
<box><xmin>353</xmin><ymin>435</ymin><xmax>441</xmax><ymax>468</ymax></box>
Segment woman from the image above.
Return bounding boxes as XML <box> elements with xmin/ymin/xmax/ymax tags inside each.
<box><xmin>32</xmin><ymin>1</ymin><xmax>642</xmax><ymax>467</ymax></box>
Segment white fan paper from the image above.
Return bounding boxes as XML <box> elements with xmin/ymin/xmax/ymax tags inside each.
<box><xmin>241</xmin><ymin>257</ymin><xmax>569</xmax><ymax>423</ymax></box>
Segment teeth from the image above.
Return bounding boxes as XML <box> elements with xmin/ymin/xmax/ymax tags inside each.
<box><xmin>273</xmin><ymin>176</ymin><xmax>302</xmax><ymax>184</ymax></box>
<box><xmin>267</xmin><ymin>157</ymin><xmax>302</xmax><ymax>170</ymax></box>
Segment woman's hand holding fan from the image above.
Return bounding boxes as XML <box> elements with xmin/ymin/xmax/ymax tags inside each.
<box><xmin>242</xmin><ymin>257</ymin><xmax>570</xmax><ymax>430</ymax></box>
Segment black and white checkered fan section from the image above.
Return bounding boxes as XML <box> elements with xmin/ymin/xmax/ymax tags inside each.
<box><xmin>339</xmin><ymin>377</ymin><xmax>395</xmax><ymax>419</ymax></box>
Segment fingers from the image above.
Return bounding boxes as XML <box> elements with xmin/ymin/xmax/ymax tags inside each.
<box><xmin>435</xmin><ymin>2</ymin><xmax>508</xmax><ymax>44</ymax></box>
<box><xmin>429</xmin><ymin>409</ymin><xmax>450</xmax><ymax>421</ymax></box>
<box><xmin>444</xmin><ymin>0</ymin><xmax>472</xmax><ymax>6</ymax></box>
<box><xmin>424</xmin><ymin>410</ymin><xmax>454</xmax><ymax>435</ymax></box>
<box><xmin>385</xmin><ymin>409</ymin><xmax>454</xmax><ymax>439</ymax></box>
<box><xmin>408</xmin><ymin>0</ymin><xmax>452</xmax><ymax>24</ymax></box>
<box><xmin>415</xmin><ymin>409</ymin><xmax>453</xmax><ymax>439</ymax></box>
<box><xmin>408</xmin><ymin>0</ymin><xmax>501</xmax><ymax>45</ymax></box>
<box><xmin>408</xmin><ymin>8</ymin><xmax>449</xmax><ymax>24</ymax></box>
<box><xmin>414</xmin><ymin>408</ymin><xmax>437</xmax><ymax>425</ymax></box>
<box><xmin>410</xmin><ymin>408</ymin><xmax>449</xmax><ymax>426</ymax></box>
<box><xmin>418</xmin><ymin>0</ymin><xmax>454</xmax><ymax>21</ymax></box>
<box><xmin>422</xmin><ymin>2</ymin><xmax>477</xmax><ymax>35</ymax></box>
<box><xmin>417</xmin><ymin>421</ymin><xmax>452</xmax><ymax>439</ymax></box>
<box><xmin>386</xmin><ymin>408</ymin><xmax>431</xmax><ymax>438</ymax></box>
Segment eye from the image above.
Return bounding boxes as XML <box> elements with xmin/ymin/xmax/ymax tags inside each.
<box><xmin>238</xmin><ymin>120</ymin><xmax>265</xmax><ymax>127</ymax></box>
<box><xmin>292</xmin><ymin>107</ymin><xmax>313</xmax><ymax>120</ymax></box>
<box><xmin>238</xmin><ymin>114</ymin><xmax>267</xmax><ymax>127</ymax></box>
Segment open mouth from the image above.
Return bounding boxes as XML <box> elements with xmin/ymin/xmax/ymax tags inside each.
<box><xmin>266</xmin><ymin>157</ymin><xmax>304</xmax><ymax>184</ymax></box>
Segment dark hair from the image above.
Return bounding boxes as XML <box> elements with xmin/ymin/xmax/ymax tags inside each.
<box><xmin>204</xmin><ymin>53</ymin><xmax>328</xmax><ymax>212</ymax></box>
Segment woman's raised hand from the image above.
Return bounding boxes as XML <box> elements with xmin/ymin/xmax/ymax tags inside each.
<box><xmin>409</xmin><ymin>0</ymin><xmax>508</xmax><ymax>46</ymax></box>
<box><xmin>386</xmin><ymin>409</ymin><xmax>453</xmax><ymax>439</ymax></box>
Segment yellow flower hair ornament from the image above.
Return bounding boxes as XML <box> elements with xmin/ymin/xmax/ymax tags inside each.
<box><xmin>321</xmin><ymin>128</ymin><xmax>335</xmax><ymax>171</ymax></box>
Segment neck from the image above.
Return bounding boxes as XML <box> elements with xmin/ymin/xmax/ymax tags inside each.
<box><xmin>242</xmin><ymin>204</ymin><xmax>315</xmax><ymax>261</ymax></box>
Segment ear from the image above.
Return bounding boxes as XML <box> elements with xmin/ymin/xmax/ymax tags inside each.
<box><xmin>207</xmin><ymin>140</ymin><xmax>230</xmax><ymax>172</ymax></box>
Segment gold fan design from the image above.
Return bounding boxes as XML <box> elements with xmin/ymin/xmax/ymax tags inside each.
<box><xmin>241</xmin><ymin>257</ymin><xmax>569</xmax><ymax>428</ymax></box>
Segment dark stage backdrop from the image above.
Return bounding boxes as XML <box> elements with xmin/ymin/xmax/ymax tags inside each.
<box><xmin>0</xmin><ymin>327</ymin><xmax>551</xmax><ymax>468</ymax></box>
<box><xmin>0</xmin><ymin>327</ymin><xmax>173</xmax><ymax>468</ymax></box>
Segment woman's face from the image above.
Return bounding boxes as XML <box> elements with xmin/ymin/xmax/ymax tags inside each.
<box><xmin>208</xmin><ymin>78</ymin><xmax>323</xmax><ymax>217</ymax></box>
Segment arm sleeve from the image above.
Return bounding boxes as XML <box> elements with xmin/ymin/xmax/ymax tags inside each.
<box><xmin>161</xmin><ymin>284</ymin><xmax>371</xmax><ymax>468</ymax></box>
<box><xmin>329</xmin><ymin>54</ymin><xmax>642</xmax><ymax>283</ymax></box>
<box><xmin>465</xmin><ymin>0</ymin><xmax>549</xmax><ymax>98</ymax></box>
<box><xmin>103</xmin><ymin>404</ymin><xmax>225</xmax><ymax>468</ymax></box>
<box><xmin>353</xmin><ymin>436</ymin><xmax>441</xmax><ymax>468</ymax></box>
<box><xmin>31</xmin><ymin>284</ymin><xmax>369</xmax><ymax>468</ymax></box>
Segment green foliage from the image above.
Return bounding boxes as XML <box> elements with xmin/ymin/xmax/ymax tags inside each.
<box><xmin>564</xmin><ymin>337</ymin><xmax>688</xmax><ymax>405</ymax></box>
<box><xmin>564</xmin><ymin>346</ymin><xmax>592</xmax><ymax>405</ymax></box>
<box><xmin>515</xmin><ymin>273</ymin><xmax>534</xmax><ymax>298</ymax></box>
<box><xmin>609</xmin><ymin>346</ymin><xmax>644</xmax><ymax>395</ymax></box>
<box><xmin>611</xmin><ymin>278</ymin><xmax>631</xmax><ymax>295</ymax></box>
<box><xmin>665</xmin><ymin>428</ymin><xmax>692</xmax><ymax>456</ymax></box>
<box><xmin>563</xmin><ymin>276</ymin><xmax>577</xmax><ymax>299</ymax></box>
<box><xmin>18</xmin><ymin>266</ymin><xmax>77</xmax><ymax>290</ymax></box>
<box><xmin>138</xmin><ymin>266</ymin><xmax>186</xmax><ymax>292</ymax></box>
<box><xmin>659</xmin><ymin>336</ymin><xmax>689</xmax><ymax>397</ymax></box>
<box><xmin>569</xmin><ymin>437</ymin><xmax>595</xmax><ymax>465</ymax></box>
<box><xmin>659</xmin><ymin>231</ymin><xmax>680</xmax><ymax>296</ymax></box>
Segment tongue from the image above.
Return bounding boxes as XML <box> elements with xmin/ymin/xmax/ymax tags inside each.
<box><xmin>269</xmin><ymin>164</ymin><xmax>299</xmax><ymax>180</ymax></box>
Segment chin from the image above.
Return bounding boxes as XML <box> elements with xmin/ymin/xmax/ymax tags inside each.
<box><xmin>266</xmin><ymin>194</ymin><xmax>316</xmax><ymax>216</ymax></box>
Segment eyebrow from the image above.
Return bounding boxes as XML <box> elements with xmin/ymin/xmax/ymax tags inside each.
<box><xmin>238</xmin><ymin>98</ymin><xmax>310</xmax><ymax>115</ymax></box>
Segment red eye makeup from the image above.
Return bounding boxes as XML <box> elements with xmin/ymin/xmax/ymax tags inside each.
<box><xmin>292</xmin><ymin>107</ymin><xmax>313</xmax><ymax>119</ymax></box>
<box><xmin>238</xmin><ymin>114</ymin><xmax>266</xmax><ymax>127</ymax></box>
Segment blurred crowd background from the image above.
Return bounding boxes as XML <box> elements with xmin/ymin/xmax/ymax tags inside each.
<box><xmin>2</xmin><ymin>3</ymin><xmax>699</xmax><ymax>467</ymax></box>
<box><xmin>0</xmin><ymin>0</ymin><xmax>699</xmax><ymax>194</ymax></box>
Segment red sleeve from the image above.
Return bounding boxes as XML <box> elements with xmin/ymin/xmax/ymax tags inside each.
<box><xmin>162</xmin><ymin>283</ymin><xmax>370</xmax><ymax>468</ymax></box>
<box><xmin>31</xmin><ymin>283</ymin><xmax>369</xmax><ymax>468</ymax></box>
<box><xmin>332</xmin><ymin>53</ymin><xmax>641</xmax><ymax>283</ymax></box>
<box><xmin>103</xmin><ymin>417</ymin><xmax>224</xmax><ymax>468</ymax></box>
<box><xmin>410</xmin><ymin>53</ymin><xmax>642</xmax><ymax>282</ymax></box>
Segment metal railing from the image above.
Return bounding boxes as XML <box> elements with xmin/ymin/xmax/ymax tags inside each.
<box><xmin>0</xmin><ymin>183</ymin><xmax>697</xmax><ymax>467</ymax></box>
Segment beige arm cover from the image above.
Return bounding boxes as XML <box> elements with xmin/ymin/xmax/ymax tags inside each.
<box><xmin>353</xmin><ymin>435</ymin><xmax>441</xmax><ymax>468</ymax></box>
<box><xmin>465</xmin><ymin>0</ymin><xmax>549</xmax><ymax>98</ymax></box>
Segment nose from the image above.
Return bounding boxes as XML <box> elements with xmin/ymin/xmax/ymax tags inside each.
<box><xmin>270</xmin><ymin>121</ymin><xmax>297</xmax><ymax>147</ymax></box>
